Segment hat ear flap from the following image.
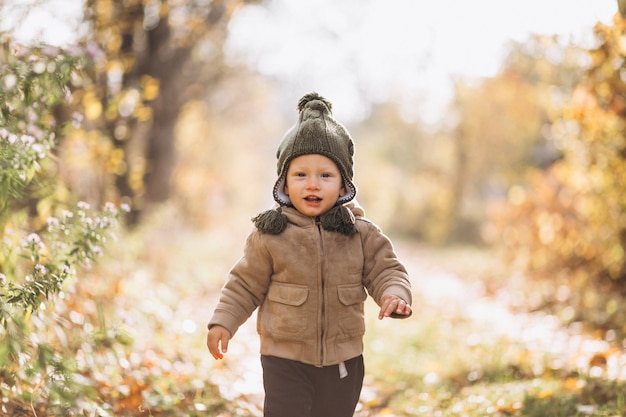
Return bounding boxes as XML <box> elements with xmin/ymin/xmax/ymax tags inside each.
<box><xmin>337</xmin><ymin>179</ymin><xmax>357</xmax><ymax>205</ymax></box>
<box><xmin>273</xmin><ymin>174</ymin><xmax>291</xmax><ymax>206</ymax></box>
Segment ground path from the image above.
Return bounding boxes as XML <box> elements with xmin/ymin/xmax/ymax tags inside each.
<box><xmin>194</xmin><ymin>243</ymin><xmax>625</xmax><ymax>416</ymax></box>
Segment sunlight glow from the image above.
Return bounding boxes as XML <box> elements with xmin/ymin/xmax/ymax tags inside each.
<box><xmin>4</xmin><ymin>0</ymin><xmax>618</xmax><ymax>124</ymax></box>
<box><xmin>182</xmin><ymin>319</ymin><xmax>197</xmax><ymax>334</ymax></box>
<box><xmin>226</xmin><ymin>0</ymin><xmax>617</xmax><ymax>123</ymax></box>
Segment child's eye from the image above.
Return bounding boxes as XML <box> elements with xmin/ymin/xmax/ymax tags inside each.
<box><xmin>321</xmin><ymin>173</ymin><xmax>332</xmax><ymax>178</ymax></box>
<box><xmin>296</xmin><ymin>172</ymin><xmax>306</xmax><ymax>177</ymax></box>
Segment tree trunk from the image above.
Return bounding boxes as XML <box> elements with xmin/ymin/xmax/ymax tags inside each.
<box><xmin>144</xmin><ymin>107</ymin><xmax>177</xmax><ymax>203</ymax></box>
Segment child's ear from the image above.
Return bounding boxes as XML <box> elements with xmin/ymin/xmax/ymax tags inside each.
<box><xmin>339</xmin><ymin>184</ymin><xmax>346</xmax><ymax>197</ymax></box>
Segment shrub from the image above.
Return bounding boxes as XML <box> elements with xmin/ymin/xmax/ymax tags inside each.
<box><xmin>0</xmin><ymin>36</ymin><xmax>129</xmax><ymax>413</ymax></box>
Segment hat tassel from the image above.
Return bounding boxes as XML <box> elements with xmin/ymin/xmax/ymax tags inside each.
<box><xmin>320</xmin><ymin>205</ymin><xmax>357</xmax><ymax>235</ymax></box>
<box><xmin>252</xmin><ymin>208</ymin><xmax>288</xmax><ymax>234</ymax></box>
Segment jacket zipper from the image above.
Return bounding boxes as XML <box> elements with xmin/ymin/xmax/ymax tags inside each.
<box><xmin>315</xmin><ymin>216</ymin><xmax>325</xmax><ymax>367</ymax></box>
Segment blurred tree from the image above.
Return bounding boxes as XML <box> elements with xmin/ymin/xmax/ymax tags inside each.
<box><xmin>493</xmin><ymin>13</ymin><xmax>626</xmax><ymax>333</ymax></box>
<box><xmin>619</xmin><ymin>0</ymin><xmax>626</xmax><ymax>17</ymax></box>
<box><xmin>348</xmin><ymin>36</ymin><xmax>579</xmax><ymax>245</ymax></box>
<box><xmin>70</xmin><ymin>0</ymin><xmax>261</xmax><ymax>222</ymax></box>
<box><xmin>450</xmin><ymin>35</ymin><xmax>585</xmax><ymax>243</ymax></box>
<box><xmin>352</xmin><ymin>101</ymin><xmax>456</xmax><ymax>243</ymax></box>
<box><xmin>171</xmin><ymin>73</ymin><xmax>285</xmax><ymax>227</ymax></box>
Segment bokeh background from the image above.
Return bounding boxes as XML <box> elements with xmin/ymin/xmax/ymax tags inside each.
<box><xmin>1</xmin><ymin>0</ymin><xmax>626</xmax><ymax>416</ymax></box>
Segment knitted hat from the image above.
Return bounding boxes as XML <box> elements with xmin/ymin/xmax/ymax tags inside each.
<box><xmin>273</xmin><ymin>92</ymin><xmax>357</xmax><ymax>206</ymax></box>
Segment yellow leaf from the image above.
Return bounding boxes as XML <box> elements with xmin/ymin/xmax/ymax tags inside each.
<box><xmin>140</xmin><ymin>75</ymin><xmax>160</xmax><ymax>101</ymax></box>
<box><xmin>82</xmin><ymin>91</ymin><xmax>103</xmax><ymax>120</ymax></box>
<box><xmin>537</xmin><ymin>390</ymin><xmax>553</xmax><ymax>399</ymax></box>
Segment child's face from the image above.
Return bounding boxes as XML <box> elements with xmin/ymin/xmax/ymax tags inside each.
<box><xmin>284</xmin><ymin>154</ymin><xmax>346</xmax><ymax>217</ymax></box>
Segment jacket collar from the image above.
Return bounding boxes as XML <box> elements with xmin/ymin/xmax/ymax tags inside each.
<box><xmin>252</xmin><ymin>201</ymin><xmax>364</xmax><ymax>235</ymax></box>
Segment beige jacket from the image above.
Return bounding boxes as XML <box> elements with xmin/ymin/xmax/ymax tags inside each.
<box><xmin>208</xmin><ymin>204</ymin><xmax>412</xmax><ymax>367</ymax></box>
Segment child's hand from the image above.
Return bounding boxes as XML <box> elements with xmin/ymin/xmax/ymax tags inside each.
<box><xmin>207</xmin><ymin>325</ymin><xmax>232</xmax><ymax>360</ymax></box>
<box><xmin>378</xmin><ymin>295</ymin><xmax>412</xmax><ymax>320</ymax></box>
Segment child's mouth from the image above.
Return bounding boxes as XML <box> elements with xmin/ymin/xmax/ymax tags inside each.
<box><xmin>305</xmin><ymin>196</ymin><xmax>322</xmax><ymax>202</ymax></box>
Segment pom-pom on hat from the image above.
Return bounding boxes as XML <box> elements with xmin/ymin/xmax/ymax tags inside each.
<box><xmin>273</xmin><ymin>92</ymin><xmax>357</xmax><ymax>206</ymax></box>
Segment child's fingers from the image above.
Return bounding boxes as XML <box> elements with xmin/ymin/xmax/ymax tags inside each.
<box><xmin>206</xmin><ymin>334</ymin><xmax>222</xmax><ymax>360</ymax></box>
<box><xmin>398</xmin><ymin>302</ymin><xmax>412</xmax><ymax>316</ymax></box>
<box><xmin>394</xmin><ymin>299</ymin><xmax>411</xmax><ymax>316</ymax></box>
<box><xmin>378</xmin><ymin>297</ymin><xmax>398</xmax><ymax>319</ymax></box>
<box><xmin>378</xmin><ymin>297</ymin><xmax>411</xmax><ymax>319</ymax></box>
<box><xmin>220</xmin><ymin>335</ymin><xmax>229</xmax><ymax>354</ymax></box>
<box><xmin>378</xmin><ymin>301</ymin><xmax>392</xmax><ymax>319</ymax></box>
<box><xmin>207</xmin><ymin>327</ymin><xmax>231</xmax><ymax>360</ymax></box>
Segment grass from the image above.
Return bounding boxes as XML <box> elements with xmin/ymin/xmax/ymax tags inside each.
<box><xmin>17</xmin><ymin>208</ymin><xmax>623</xmax><ymax>416</ymax></box>
<box><xmin>119</xmin><ymin>219</ymin><xmax>626</xmax><ymax>417</ymax></box>
<box><xmin>359</xmin><ymin>243</ymin><xmax>626</xmax><ymax>417</ymax></box>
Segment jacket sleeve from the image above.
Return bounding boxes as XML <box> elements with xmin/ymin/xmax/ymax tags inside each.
<box><xmin>360</xmin><ymin>220</ymin><xmax>412</xmax><ymax>316</ymax></box>
<box><xmin>208</xmin><ymin>230</ymin><xmax>272</xmax><ymax>336</ymax></box>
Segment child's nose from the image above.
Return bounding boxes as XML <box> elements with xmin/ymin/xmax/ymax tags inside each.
<box><xmin>306</xmin><ymin>177</ymin><xmax>320</xmax><ymax>189</ymax></box>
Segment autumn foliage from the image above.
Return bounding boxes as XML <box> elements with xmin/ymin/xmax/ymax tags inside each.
<box><xmin>2</xmin><ymin>1</ymin><xmax>626</xmax><ymax>415</ymax></box>
<box><xmin>493</xmin><ymin>15</ymin><xmax>626</xmax><ymax>333</ymax></box>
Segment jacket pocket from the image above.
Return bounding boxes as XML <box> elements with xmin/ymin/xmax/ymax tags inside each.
<box><xmin>337</xmin><ymin>284</ymin><xmax>367</xmax><ymax>336</ymax></box>
<box><xmin>261</xmin><ymin>283</ymin><xmax>309</xmax><ymax>339</ymax></box>
<box><xmin>267</xmin><ymin>282</ymin><xmax>308</xmax><ymax>306</ymax></box>
<box><xmin>338</xmin><ymin>283</ymin><xmax>367</xmax><ymax>305</ymax></box>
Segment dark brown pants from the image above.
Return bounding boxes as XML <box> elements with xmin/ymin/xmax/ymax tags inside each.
<box><xmin>261</xmin><ymin>355</ymin><xmax>364</xmax><ymax>417</ymax></box>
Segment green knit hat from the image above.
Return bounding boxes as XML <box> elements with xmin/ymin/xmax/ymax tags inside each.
<box><xmin>273</xmin><ymin>92</ymin><xmax>357</xmax><ymax>206</ymax></box>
